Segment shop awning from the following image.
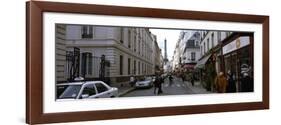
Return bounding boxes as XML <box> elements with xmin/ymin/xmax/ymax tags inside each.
<box><xmin>194</xmin><ymin>55</ymin><xmax>211</xmax><ymax>69</ymax></box>
<box><xmin>184</xmin><ymin>64</ymin><xmax>195</xmax><ymax>69</ymax></box>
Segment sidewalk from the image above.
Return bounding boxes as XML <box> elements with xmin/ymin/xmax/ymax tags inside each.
<box><xmin>184</xmin><ymin>81</ymin><xmax>211</xmax><ymax>94</ymax></box>
<box><xmin>110</xmin><ymin>81</ymin><xmax>136</xmax><ymax>97</ymax></box>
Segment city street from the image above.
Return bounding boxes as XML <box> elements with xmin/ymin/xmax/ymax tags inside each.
<box><xmin>54</xmin><ymin>25</ymin><xmax>251</xmax><ymax>99</ymax></box>
<box><xmin>121</xmin><ymin>76</ymin><xmax>209</xmax><ymax>97</ymax></box>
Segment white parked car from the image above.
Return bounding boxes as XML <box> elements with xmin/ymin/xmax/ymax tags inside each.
<box><xmin>56</xmin><ymin>81</ymin><xmax>118</xmax><ymax>101</ymax></box>
<box><xmin>135</xmin><ymin>77</ymin><xmax>153</xmax><ymax>88</ymax></box>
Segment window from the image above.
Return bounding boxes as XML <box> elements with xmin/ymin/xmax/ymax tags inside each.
<box><xmin>59</xmin><ymin>85</ymin><xmax>82</xmax><ymax>99</ymax></box>
<box><xmin>134</xmin><ymin>60</ymin><xmax>136</xmax><ymax>75</ymax></box>
<box><xmin>144</xmin><ymin>44</ymin><xmax>146</xmax><ymax>58</ymax></box>
<box><xmin>120</xmin><ymin>28</ymin><xmax>124</xmax><ymax>43</ymax></box>
<box><xmin>142</xmin><ymin>63</ymin><xmax>144</xmax><ymax>74</ymax></box>
<box><xmin>138</xmin><ymin>39</ymin><xmax>141</xmax><ymax>54</ymax></box>
<box><xmin>191</xmin><ymin>52</ymin><xmax>196</xmax><ymax>61</ymax></box>
<box><xmin>134</xmin><ymin>34</ymin><xmax>137</xmax><ymax>52</ymax></box>
<box><xmin>211</xmin><ymin>33</ymin><xmax>214</xmax><ymax>48</ymax></box>
<box><xmin>144</xmin><ymin>63</ymin><xmax>146</xmax><ymax>74</ymax></box>
<box><xmin>65</xmin><ymin>51</ymin><xmax>74</xmax><ymax>79</ymax></box>
<box><xmin>128</xmin><ymin>58</ymin><xmax>131</xmax><ymax>75</ymax></box>
<box><xmin>218</xmin><ymin>32</ymin><xmax>221</xmax><ymax>42</ymax></box>
<box><xmin>204</xmin><ymin>42</ymin><xmax>206</xmax><ymax>54</ymax></box>
<box><xmin>81</xmin><ymin>25</ymin><xmax>93</xmax><ymax>38</ymax></box>
<box><xmin>88</xmin><ymin>55</ymin><xmax>92</xmax><ymax>75</ymax></box>
<box><xmin>142</xmin><ymin>42</ymin><xmax>144</xmax><ymax>56</ymax></box>
<box><xmin>80</xmin><ymin>84</ymin><xmax>96</xmax><ymax>98</ymax></box>
<box><xmin>138</xmin><ymin>61</ymin><xmax>140</xmax><ymax>74</ymax></box>
<box><xmin>128</xmin><ymin>30</ymin><xmax>131</xmax><ymax>48</ymax></box>
<box><xmin>200</xmin><ymin>46</ymin><xmax>202</xmax><ymax>56</ymax></box>
<box><xmin>120</xmin><ymin>55</ymin><xmax>123</xmax><ymax>75</ymax></box>
<box><xmin>187</xmin><ymin>40</ymin><xmax>195</xmax><ymax>47</ymax></box>
<box><xmin>81</xmin><ymin>52</ymin><xmax>92</xmax><ymax>77</ymax></box>
<box><xmin>207</xmin><ymin>38</ymin><xmax>210</xmax><ymax>51</ymax></box>
<box><xmin>95</xmin><ymin>83</ymin><xmax>108</xmax><ymax>93</ymax></box>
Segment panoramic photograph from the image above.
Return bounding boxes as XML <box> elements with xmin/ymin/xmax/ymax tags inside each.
<box><xmin>55</xmin><ymin>24</ymin><xmax>254</xmax><ymax>101</ymax></box>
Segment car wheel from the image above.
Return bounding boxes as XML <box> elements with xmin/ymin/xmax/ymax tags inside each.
<box><xmin>110</xmin><ymin>96</ymin><xmax>115</xmax><ymax>98</ymax></box>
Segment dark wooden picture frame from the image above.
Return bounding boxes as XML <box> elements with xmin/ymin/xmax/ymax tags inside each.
<box><xmin>26</xmin><ymin>1</ymin><xmax>269</xmax><ymax>124</ymax></box>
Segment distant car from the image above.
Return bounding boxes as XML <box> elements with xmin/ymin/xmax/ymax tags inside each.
<box><xmin>135</xmin><ymin>77</ymin><xmax>153</xmax><ymax>88</ymax></box>
<box><xmin>56</xmin><ymin>81</ymin><xmax>118</xmax><ymax>101</ymax></box>
<box><xmin>152</xmin><ymin>76</ymin><xmax>156</xmax><ymax>82</ymax></box>
<box><xmin>161</xmin><ymin>73</ymin><xmax>168</xmax><ymax>79</ymax></box>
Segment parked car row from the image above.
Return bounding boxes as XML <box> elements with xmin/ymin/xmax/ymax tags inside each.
<box><xmin>56</xmin><ymin>75</ymin><xmax>161</xmax><ymax>101</ymax></box>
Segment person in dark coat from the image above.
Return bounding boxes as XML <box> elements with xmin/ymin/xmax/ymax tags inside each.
<box><xmin>226</xmin><ymin>70</ymin><xmax>237</xmax><ymax>93</ymax></box>
<box><xmin>168</xmin><ymin>75</ymin><xmax>173</xmax><ymax>86</ymax></box>
<box><xmin>241</xmin><ymin>73</ymin><xmax>254</xmax><ymax>92</ymax></box>
<box><xmin>153</xmin><ymin>76</ymin><xmax>159</xmax><ymax>95</ymax></box>
<box><xmin>158</xmin><ymin>76</ymin><xmax>164</xmax><ymax>94</ymax></box>
<box><xmin>181</xmin><ymin>73</ymin><xmax>185</xmax><ymax>82</ymax></box>
<box><xmin>190</xmin><ymin>73</ymin><xmax>195</xmax><ymax>86</ymax></box>
<box><xmin>153</xmin><ymin>75</ymin><xmax>163</xmax><ymax>95</ymax></box>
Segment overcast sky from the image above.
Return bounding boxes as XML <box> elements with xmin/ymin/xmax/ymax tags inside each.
<box><xmin>149</xmin><ymin>29</ymin><xmax>182</xmax><ymax>60</ymax></box>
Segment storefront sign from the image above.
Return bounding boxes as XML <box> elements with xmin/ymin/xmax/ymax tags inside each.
<box><xmin>223</xmin><ymin>36</ymin><xmax>250</xmax><ymax>55</ymax></box>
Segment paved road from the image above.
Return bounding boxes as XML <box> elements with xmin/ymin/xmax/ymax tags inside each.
<box><xmin>122</xmin><ymin>77</ymin><xmax>195</xmax><ymax>97</ymax></box>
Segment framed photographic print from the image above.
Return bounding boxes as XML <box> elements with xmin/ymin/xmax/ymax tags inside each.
<box><xmin>26</xmin><ymin>1</ymin><xmax>269</xmax><ymax>124</ymax></box>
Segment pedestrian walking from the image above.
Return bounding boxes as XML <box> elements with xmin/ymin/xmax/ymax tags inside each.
<box><xmin>158</xmin><ymin>75</ymin><xmax>164</xmax><ymax>94</ymax></box>
<box><xmin>214</xmin><ymin>72</ymin><xmax>228</xmax><ymax>93</ymax></box>
<box><xmin>168</xmin><ymin>75</ymin><xmax>173</xmax><ymax>86</ymax></box>
<box><xmin>181</xmin><ymin>73</ymin><xmax>185</xmax><ymax>82</ymax></box>
<box><xmin>190</xmin><ymin>73</ymin><xmax>195</xmax><ymax>86</ymax></box>
<box><xmin>226</xmin><ymin>70</ymin><xmax>236</xmax><ymax>93</ymax></box>
<box><xmin>153</xmin><ymin>74</ymin><xmax>164</xmax><ymax>95</ymax></box>
<box><xmin>153</xmin><ymin>75</ymin><xmax>160</xmax><ymax>95</ymax></box>
<box><xmin>129</xmin><ymin>75</ymin><xmax>135</xmax><ymax>87</ymax></box>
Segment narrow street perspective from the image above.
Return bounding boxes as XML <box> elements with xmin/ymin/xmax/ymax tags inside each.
<box><xmin>122</xmin><ymin>76</ymin><xmax>209</xmax><ymax>97</ymax></box>
<box><xmin>54</xmin><ymin>24</ymin><xmax>254</xmax><ymax>101</ymax></box>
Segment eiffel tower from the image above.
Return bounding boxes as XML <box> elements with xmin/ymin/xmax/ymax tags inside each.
<box><xmin>163</xmin><ymin>38</ymin><xmax>169</xmax><ymax>64</ymax></box>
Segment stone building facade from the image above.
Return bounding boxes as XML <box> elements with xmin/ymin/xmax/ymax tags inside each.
<box><xmin>55</xmin><ymin>24</ymin><xmax>67</xmax><ymax>82</ymax></box>
<box><xmin>55</xmin><ymin>24</ymin><xmax>161</xmax><ymax>84</ymax></box>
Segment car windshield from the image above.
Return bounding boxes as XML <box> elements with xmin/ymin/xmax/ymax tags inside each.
<box><xmin>58</xmin><ymin>85</ymin><xmax>82</xmax><ymax>99</ymax></box>
<box><xmin>145</xmin><ymin>77</ymin><xmax>152</xmax><ymax>80</ymax></box>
